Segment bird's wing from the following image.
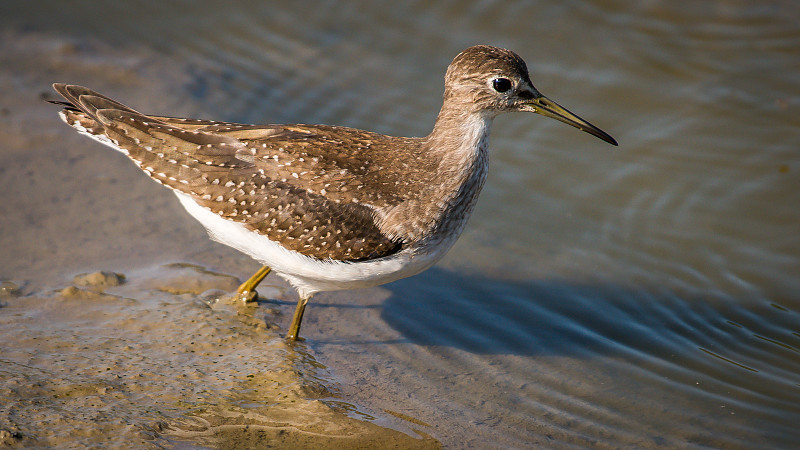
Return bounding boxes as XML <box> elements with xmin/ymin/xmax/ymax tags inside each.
<box><xmin>204</xmin><ymin>123</ymin><xmax>425</xmax><ymax>209</ymax></box>
<box><xmin>53</xmin><ymin>84</ymin><xmax>402</xmax><ymax>261</ymax></box>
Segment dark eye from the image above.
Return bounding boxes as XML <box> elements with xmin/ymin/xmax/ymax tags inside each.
<box><xmin>492</xmin><ymin>78</ymin><xmax>512</xmax><ymax>93</ymax></box>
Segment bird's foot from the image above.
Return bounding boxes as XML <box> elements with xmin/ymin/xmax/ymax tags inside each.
<box><xmin>237</xmin><ymin>289</ymin><xmax>259</xmax><ymax>303</ymax></box>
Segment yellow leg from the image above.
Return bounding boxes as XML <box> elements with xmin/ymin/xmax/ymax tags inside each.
<box><xmin>236</xmin><ymin>265</ymin><xmax>271</xmax><ymax>302</ymax></box>
<box><xmin>286</xmin><ymin>295</ymin><xmax>312</xmax><ymax>341</ymax></box>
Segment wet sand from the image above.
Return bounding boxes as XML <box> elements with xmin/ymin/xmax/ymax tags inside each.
<box><xmin>0</xmin><ymin>265</ymin><xmax>437</xmax><ymax>448</ymax></box>
<box><xmin>0</xmin><ymin>28</ymin><xmax>439</xmax><ymax>448</ymax></box>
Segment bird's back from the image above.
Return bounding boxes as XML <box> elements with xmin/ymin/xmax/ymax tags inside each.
<box><xmin>54</xmin><ymin>84</ymin><xmax>444</xmax><ymax>262</ymax></box>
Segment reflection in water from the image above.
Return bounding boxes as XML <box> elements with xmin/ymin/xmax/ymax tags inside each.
<box><xmin>1</xmin><ymin>0</ymin><xmax>799</xmax><ymax>447</ymax></box>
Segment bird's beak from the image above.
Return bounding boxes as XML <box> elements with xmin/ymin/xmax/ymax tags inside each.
<box><xmin>520</xmin><ymin>92</ymin><xmax>617</xmax><ymax>146</ymax></box>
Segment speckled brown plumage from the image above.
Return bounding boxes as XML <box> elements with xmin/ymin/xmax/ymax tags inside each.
<box><xmin>53</xmin><ymin>84</ymin><xmax>439</xmax><ymax>261</ymax></box>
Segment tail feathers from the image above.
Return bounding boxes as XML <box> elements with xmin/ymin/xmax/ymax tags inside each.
<box><xmin>50</xmin><ymin>83</ymin><xmax>252</xmax><ymax>191</ymax></box>
<box><xmin>52</xmin><ymin>83</ymin><xmax>142</xmax><ymax>122</ymax></box>
<box><xmin>47</xmin><ymin>100</ymin><xmax>80</xmax><ymax>111</ymax></box>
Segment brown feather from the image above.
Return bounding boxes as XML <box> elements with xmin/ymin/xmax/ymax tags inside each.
<box><xmin>53</xmin><ymin>84</ymin><xmax>403</xmax><ymax>261</ymax></box>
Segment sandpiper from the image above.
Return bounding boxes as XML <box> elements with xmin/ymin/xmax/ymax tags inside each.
<box><xmin>52</xmin><ymin>45</ymin><xmax>617</xmax><ymax>340</ymax></box>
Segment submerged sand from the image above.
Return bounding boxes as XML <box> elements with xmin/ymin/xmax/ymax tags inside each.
<box><xmin>0</xmin><ymin>265</ymin><xmax>437</xmax><ymax>448</ymax></box>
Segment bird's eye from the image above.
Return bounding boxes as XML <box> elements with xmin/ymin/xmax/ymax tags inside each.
<box><xmin>492</xmin><ymin>78</ymin><xmax>512</xmax><ymax>93</ymax></box>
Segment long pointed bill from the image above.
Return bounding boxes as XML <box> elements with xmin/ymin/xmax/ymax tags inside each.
<box><xmin>523</xmin><ymin>94</ymin><xmax>618</xmax><ymax>146</ymax></box>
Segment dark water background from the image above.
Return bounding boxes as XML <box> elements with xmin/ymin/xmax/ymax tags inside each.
<box><xmin>1</xmin><ymin>0</ymin><xmax>799</xmax><ymax>447</ymax></box>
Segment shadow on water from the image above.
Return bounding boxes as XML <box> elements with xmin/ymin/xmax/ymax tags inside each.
<box><xmin>307</xmin><ymin>266</ymin><xmax>800</xmax><ymax>446</ymax></box>
<box><xmin>379</xmin><ymin>268</ymin><xmax>799</xmax><ymax>358</ymax></box>
<box><xmin>376</xmin><ymin>268</ymin><xmax>800</xmax><ymax>399</ymax></box>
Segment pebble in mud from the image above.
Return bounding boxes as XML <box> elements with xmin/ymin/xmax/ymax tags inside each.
<box><xmin>72</xmin><ymin>271</ymin><xmax>126</xmax><ymax>289</ymax></box>
<box><xmin>0</xmin><ymin>428</ymin><xmax>25</xmax><ymax>445</ymax></box>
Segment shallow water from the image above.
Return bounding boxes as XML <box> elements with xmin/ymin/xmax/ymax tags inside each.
<box><xmin>1</xmin><ymin>0</ymin><xmax>799</xmax><ymax>447</ymax></box>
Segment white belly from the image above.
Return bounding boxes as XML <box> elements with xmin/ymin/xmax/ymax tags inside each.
<box><xmin>174</xmin><ymin>192</ymin><xmax>453</xmax><ymax>298</ymax></box>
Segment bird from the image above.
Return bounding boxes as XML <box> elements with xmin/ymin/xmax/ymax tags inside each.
<box><xmin>51</xmin><ymin>45</ymin><xmax>617</xmax><ymax>341</ymax></box>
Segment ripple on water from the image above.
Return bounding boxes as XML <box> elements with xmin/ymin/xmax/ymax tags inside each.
<box><xmin>308</xmin><ymin>267</ymin><xmax>800</xmax><ymax>447</ymax></box>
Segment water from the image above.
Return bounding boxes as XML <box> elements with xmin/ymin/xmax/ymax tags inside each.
<box><xmin>1</xmin><ymin>0</ymin><xmax>799</xmax><ymax>447</ymax></box>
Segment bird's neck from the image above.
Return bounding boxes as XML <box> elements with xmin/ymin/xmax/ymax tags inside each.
<box><xmin>422</xmin><ymin>104</ymin><xmax>494</xmax><ymax>233</ymax></box>
<box><xmin>424</xmin><ymin>103</ymin><xmax>495</xmax><ymax>205</ymax></box>
<box><xmin>426</xmin><ymin>102</ymin><xmax>494</xmax><ymax>171</ymax></box>
<box><xmin>384</xmin><ymin>105</ymin><xmax>495</xmax><ymax>243</ymax></box>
